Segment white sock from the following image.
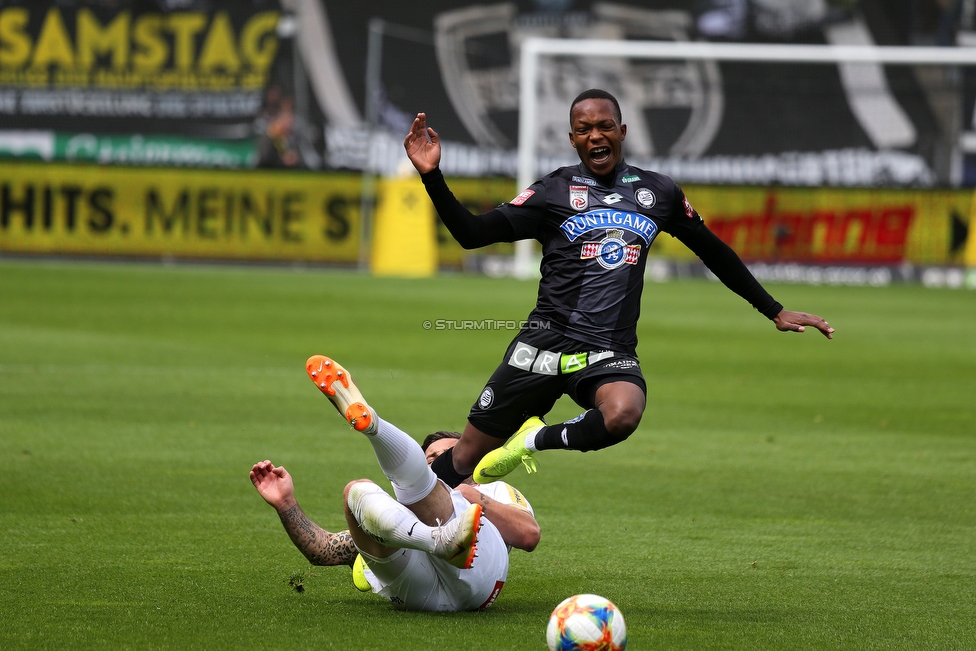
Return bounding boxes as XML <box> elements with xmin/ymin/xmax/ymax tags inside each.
<box><xmin>367</xmin><ymin>417</ymin><xmax>438</xmax><ymax>505</ymax></box>
<box><xmin>347</xmin><ymin>481</ymin><xmax>437</xmax><ymax>553</ymax></box>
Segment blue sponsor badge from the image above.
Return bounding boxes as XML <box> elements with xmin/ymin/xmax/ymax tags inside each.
<box><xmin>559</xmin><ymin>209</ymin><xmax>659</xmax><ymax>245</ymax></box>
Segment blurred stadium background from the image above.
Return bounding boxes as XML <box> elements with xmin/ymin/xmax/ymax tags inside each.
<box><xmin>2</xmin><ymin>3</ymin><xmax>975</xmax><ymax>648</ymax></box>
<box><xmin>1</xmin><ymin>0</ymin><xmax>976</xmax><ymax>287</ymax></box>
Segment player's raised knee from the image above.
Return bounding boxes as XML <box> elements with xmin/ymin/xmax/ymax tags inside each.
<box><xmin>343</xmin><ymin>479</ymin><xmax>375</xmax><ymax>501</ymax></box>
<box><xmin>601</xmin><ymin>404</ymin><xmax>642</xmax><ymax>440</ymax></box>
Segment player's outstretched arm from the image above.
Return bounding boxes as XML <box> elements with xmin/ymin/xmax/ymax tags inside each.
<box><xmin>249</xmin><ymin>461</ymin><xmax>357</xmax><ymax>567</ymax></box>
<box><xmin>402</xmin><ymin>112</ymin><xmax>517</xmax><ymax>249</ymax></box>
<box><xmin>458</xmin><ymin>484</ymin><xmax>540</xmax><ymax>552</ymax></box>
<box><xmin>403</xmin><ymin>112</ymin><xmax>440</xmax><ymax>174</ymax></box>
<box><xmin>772</xmin><ymin>310</ymin><xmax>835</xmax><ymax>339</ymax></box>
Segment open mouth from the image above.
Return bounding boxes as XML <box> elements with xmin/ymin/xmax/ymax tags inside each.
<box><xmin>589</xmin><ymin>146</ymin><xmax>611</xmax><ymax>164</ymax></box>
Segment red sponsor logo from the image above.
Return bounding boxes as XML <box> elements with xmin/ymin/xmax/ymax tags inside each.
<box><xmin>478</xmin><ymin>580</ymin><xmax>505</xmax><ymax>610</ymax></box>
<box><xmin>682</xmin><ymin>196</ymin><xmax>695</xmax><ymax>219</ymax></box>
<box><xmin>510</xmin><ymin>189</ymin><xmax>535</xmax><ymax>206</ymax></box>
<box><xmin>708</xmin><ymin>194</ymin><xmax>915</xmax><ymax>263</ymax></box>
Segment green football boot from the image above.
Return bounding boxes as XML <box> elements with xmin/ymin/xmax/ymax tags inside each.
<box><xmin>352</xmin><ymin>553</ymin><xmax>371</xmax><ymax>592</ymax></box>
<box><xmin>472</xmin><ymin>417</ymin><xmax>544</xmax><ymax>484</ymax></box>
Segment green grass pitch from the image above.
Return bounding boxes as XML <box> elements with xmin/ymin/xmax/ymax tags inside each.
<box><xmin>1</xmin><ymin>258</ymin><xmax>974</xmax><ymax>650</ymax></box>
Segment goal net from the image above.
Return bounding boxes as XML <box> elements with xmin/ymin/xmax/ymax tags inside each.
<box><xmin>512</xmin><ymin>36</ymin><xmax>976</xmax><ymax>278</ymax></box>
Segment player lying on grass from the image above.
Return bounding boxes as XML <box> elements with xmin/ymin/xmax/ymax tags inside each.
<box><xmin>404</xmin><ymin>88</ymin><xmax>835</xmax><ymax>487</ymax></box>
<box><xmin>249</xmin><ymin>355</ymin><xmax>540</xmax><ymax>611</ymax></box>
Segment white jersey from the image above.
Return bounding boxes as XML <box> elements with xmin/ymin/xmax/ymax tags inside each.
<box><xmin>361</xmin><ymin>481</ymin><xmax>533</xmax><ymax>611</ymax></box>
<box><xmin>472</xmin><ymin>481</ymin><xmax>534</xmax><ymax>551</ymax></box>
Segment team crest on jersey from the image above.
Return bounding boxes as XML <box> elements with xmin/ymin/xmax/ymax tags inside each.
<box><xmin>478</xmin><ymin>387</ymin><xmax>494</xmax><ymax>408</ymax></box>
<box><xmin>580</xmin><ymin>228</ymin><xmax>641</xmax><ymax>270</ymax></box>
<box><xmin>510</xmin><ymin>189</ymin><xmax>535</xmax><ymax>206</ymax></box>
<box><xmin>569</xmin><ymin>185</ymin><xmax>589</xmax><ymax>211</ymax></box>
<box><xmin>635</xmin><ymin>187</ymin><xmax>656</xmax><ymax>209</ymax></box>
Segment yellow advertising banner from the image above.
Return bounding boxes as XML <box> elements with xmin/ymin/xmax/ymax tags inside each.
<box><xmin>1</xmin><ymin>163</ymin><xmax>970</xmax><ymax>267</ymax></box>
<box><xmin>0</xmin><ymin>162</ymin><xmax>516</xmax><ymax>265</ymax></box>
<box><xmin>371</xmin><ymin>177</ymin><xmax>437</xmax><ymax>277</ymax></box>
<box><xmin>0</xmin><ymin>163</ymin><xmax>362</xmax><ymax>262</ymax></box>
<box><xmin>968</xmin><ymin>189</ymin><xmax>976</xmax><ymax>267</ymax></box>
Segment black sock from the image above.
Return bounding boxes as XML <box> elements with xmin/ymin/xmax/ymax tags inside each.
<box><xmin>430</xmin><ymin>447</ymin><xmax>470</xmax><ymax>488</ymax></box>
<box><xmin>535</xmin><ymin>409</ymin><xmax>624</xmax><ymax>452</ymax></box>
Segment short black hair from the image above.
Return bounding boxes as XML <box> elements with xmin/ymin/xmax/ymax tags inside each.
<box><xmin>570</xmin><ymin>89</ymin><xmax>622</xmax><ymax>124</ymax></box>
<box><xmin>421</xmin><ymin>430</ymin><xmax>461</xmax><ymax>452</ymax></box>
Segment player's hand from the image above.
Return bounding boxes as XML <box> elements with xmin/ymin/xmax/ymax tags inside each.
<box><xmin>403</xmin><ymin>112</ymin><xmax>440</xmax><ymax>174</ymax></box>
<box><xmin>249</xmin><ymin>460</ymin><xmax>297</xmax><ymax>511</ymax></box>
<box><xmin>773</xmin><ymin>310</ymin><xmax>834</xmax><ymax>339</ymax></box>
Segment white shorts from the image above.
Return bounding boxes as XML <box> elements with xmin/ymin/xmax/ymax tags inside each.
<box><xmin>359</xmin><ymin>488</ymin><xmax>509</xmax><ymax>611</ymax></box>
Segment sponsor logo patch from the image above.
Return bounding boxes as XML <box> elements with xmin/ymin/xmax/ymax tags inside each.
<box><xmin>559</xmin><ymin>209</ymin><xmax>660</xmax><ymax>245</ymax></box>
<box><xmin>602</xmin><ymin>192</ymin><xmax>623</xmax><ymax>205</ymax></box>
<box><xmin>507</xmin><ymin>345</ymin><xmax>615</xmax><ymax>376</ymax></box>
<box><xmin>572</xmin><ymin>175</ymin><xmax>597</xmax><ymax>186</ymax></box>
<box><xmin>580</xmin><ymin>228</ymin><xmax>642</xmax><ymax>270</ymax></box>
<box><xmin>601</xmin><ymin>359</ymin><xmax>640</xmax><ymax>370</ymax></box>
<box><xmin>621</xmin><ymin>174</ymin><xmax>641</xmax><ymax>183</ymax></box>
<box><xmin>478</xmin><ymin>387</ymin><xmax>494</xmax><ymax>409</ymax></box>
<box><xmin>682</xmin><ymin>196</ymin><xmax>695</xmax><ymax>218</ymax></box>
<box><xmin>510</xmin><ymin>189</ymin><xmax>535</xmax><ymax>206</ymax></box>
<box><xmin>560</xmin><ymin>353</ymin><xmax>587</xmax><ymax>374</ymax></box>
<box><xmin>569</xmin><ymin>185</ymin><xmax>589</xmax><ymax>211</ymax></box>
<box><xmin>507</xmin><ymin>342</ymin><xmax>538</xmax><ymax>371</ymax></box>
<box><xmin>505</xmin><ymin>485</ymin><xmax>531</xmax><ymax>511</ymax></box>
<box><xmin>635</xmin><ymin>187</ymin><xmax>656</xmax><ymax>209</ymax></box>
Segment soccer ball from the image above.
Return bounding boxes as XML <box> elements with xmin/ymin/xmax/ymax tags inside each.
<box><xmin>546</xmin><ymin>593</ymin><xmax>627</xmax><ymax>651</ymax></box>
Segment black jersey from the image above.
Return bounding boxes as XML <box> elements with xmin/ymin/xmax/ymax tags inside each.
<box><xmin>495</xmin><ymin>161</ymin><xmax>703</xmax><ymax>355</ymax></box>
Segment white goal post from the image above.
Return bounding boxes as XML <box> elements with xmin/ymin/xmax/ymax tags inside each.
<box><xmin>513</xmin><ymin>37</ymin><xmax>976</xmax><ymax>279</ymax></box>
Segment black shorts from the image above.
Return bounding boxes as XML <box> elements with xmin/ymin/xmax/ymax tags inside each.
<box><xmin>468</xmin><ymin>327</ymin><xmax>646</xmax><ymax>439</ymax></box>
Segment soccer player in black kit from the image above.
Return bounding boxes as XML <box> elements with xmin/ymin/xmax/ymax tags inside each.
<box><xmin>403</xmin><ymin>89</ymin><xmax>834</xmax><ymax>488</ymax></box>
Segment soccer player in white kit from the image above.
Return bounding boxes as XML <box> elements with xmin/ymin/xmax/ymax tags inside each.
<box><xmin>249</xmin><ymin>355</ymin><xmax>539</xmax><ymax>612</ymax></box>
